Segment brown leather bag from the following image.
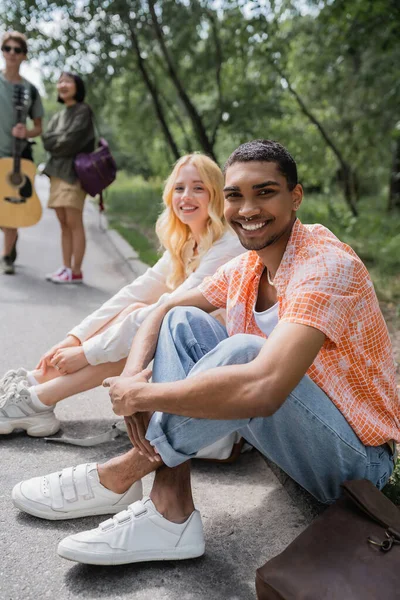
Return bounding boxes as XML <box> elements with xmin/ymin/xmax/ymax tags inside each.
<box><xmin>256</xmin><ymin>480</ymin><xmax>400</xmax><ymax>600</ymax></box>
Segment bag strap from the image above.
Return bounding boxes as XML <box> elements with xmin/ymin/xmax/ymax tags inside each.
<box><xmin>342</xmin><ymin>479</ymin><xmax>400</xmax><ymax>531</ymax></box>
<box><xmin>87</xmin><ymin>107</ymin><xmax>106</xmax><ymax>213</ymax></box>
<box><xmin>98</xmin><ymin>190</ymin><xmax>105</xmax><ymax>212</ymax></box>
<box><xmin>44</xmin><ymin>422</ymin><xmax>123</xmax><ymax>446</ymax></box>
<box><xmin>28</xmin><ymin>83</ymin><xmax>38</xmax><ymax>120</ymax></box>
<box><xmin>89</xmin><ymin>107</ymin><xmax>102</xmax><ymax>142</ymax></box>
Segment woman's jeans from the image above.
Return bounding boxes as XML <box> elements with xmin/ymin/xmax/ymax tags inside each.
<box><xmin>146</xmin><ymin>307</ymin><xmax>395</xmax><ymax>504</ymax></box>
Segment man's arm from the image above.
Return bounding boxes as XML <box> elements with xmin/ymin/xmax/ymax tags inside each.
<box><xmin>116</xmin><ymin>321</ymin><xmax>325</xmax><ymax>419</ymax></box>
<box><xmin>26</xmin><ymin>117</ymin><xmax>43</xmax><ymax>138</ymax></box>
<box><xmin>121</xmin><ymin>288</ymin><xmax>217</xmax><ymax>377</ymax></box>
<box><xmin>12</xmin><ymin>117</ymin><xmax>42</xmax><ymax>141</ymax></box>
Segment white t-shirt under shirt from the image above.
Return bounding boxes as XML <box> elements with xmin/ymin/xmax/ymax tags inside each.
<box><xmin>253</xmin><ymin>303</ymin><xmax>279</xmax><ymax>337</ymax></box>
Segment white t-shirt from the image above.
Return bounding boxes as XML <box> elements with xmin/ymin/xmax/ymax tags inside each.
<box><xmin>69</xmin><ymin>231</ymin><xmax>245</xmax><ymax>365</ymax></box>
<box><xmin>253</xmin><ymin>303</ymin><xmax>279</xmax><ymax>337</ymax></box>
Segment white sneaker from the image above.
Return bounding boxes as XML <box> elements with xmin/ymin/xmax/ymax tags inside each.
<box><xmin>45</xmin><ymin>266</ymin><xmax>66</xmax><ymax>281</ymax></box>
<box><xmin>0</xmin><ymin>381</ymin><xmax>59</xmax><ymax>436</ymax></box>
<box><xmin>0</xmin><ymin>367</ymin><xmax>29</xmax><ymax>395</ymax></box>
<box><xmin>51</xmin><ymin>268</ymin><xmax>83</xmax><ymax>284</ymax></box>
<box><xmin>12</xmin><ymin>463</ymin><xmax>143</xmax><ymax>520</ymax></box>
<box><xmin>57</xmin><ymin>497</ymin><xmax>205</xmax><ymax>565</ymax></box>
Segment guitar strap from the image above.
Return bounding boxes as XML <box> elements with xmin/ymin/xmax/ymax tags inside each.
<box><xmin>28</xmin><ymin>84</ymin><xmax>38</xmax><ymax>120</ymax></box>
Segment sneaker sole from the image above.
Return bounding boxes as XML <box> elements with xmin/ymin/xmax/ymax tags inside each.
<box><xmin>11</xmin><ymin>485</ymin><xmax>139</xmax><ymax>520</ymax></box>
<box><xmin>57</xmin><ymin>542</ymin><xmax>205</xmax><ymax>565</ymax></box>
<box><xmin>0</xmin><ymin>414</ymin><xmax>60</xmax><ymax>437</ymax></box>
<box><xmin>51</xmin><ymin>280</ymin><xmax>83</xmax><ymax>284</ymax></box>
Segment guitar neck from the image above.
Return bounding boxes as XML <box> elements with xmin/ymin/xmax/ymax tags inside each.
<box><xmin>13</xmin><ymin>105</ymin><xmax>26</xmax><ymax>174</ymax></box>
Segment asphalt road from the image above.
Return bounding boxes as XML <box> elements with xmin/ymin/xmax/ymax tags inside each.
<box><xmin>0</xmin><ymin>178</ymin><xmax>306</xmax><ymax>600</ymax></box>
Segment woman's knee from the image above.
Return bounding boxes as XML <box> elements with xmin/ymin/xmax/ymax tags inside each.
<box><xmin>55</xmin><ymin>208</ymin><xmax>67</xmax><ymax>227</ymax></box>
<box><xmin>121</xmin><ymin>302</ymin><xmax>148</xmax><ymax>317</ymax></box>
<box><xmin>65</xmin><ymin>208</ymin><xmax>84</xmax><ymax>230</ymax></box>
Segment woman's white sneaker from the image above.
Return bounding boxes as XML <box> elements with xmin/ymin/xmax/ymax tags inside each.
<box><xmin>57</xmin><ymin>497</ymin><xmax>205</xmax><ymax>565</ymax></box>
<box><xmin>12</xmin><ymin>463</ymin><xmax>143</xmax><ymax>520</ymax></box>
<box><xmin>0</xmin><ymin>381</ymin><xmax>59</xmax><ymax>436</ymax></box>
<box><xmin>45</xmin><ymin>266</ymin><xmax>67</xmax><ymax>281</ymax></box>
<box><xmin>0</xmin><ymin>368</ymin><xmax>29</xmax><ymax>395</ymax></box>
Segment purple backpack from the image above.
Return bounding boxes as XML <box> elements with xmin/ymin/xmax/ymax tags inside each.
<box><xmin>74</xmin><ymin>138</ymin><xmax>117</xmax><ymax>210</ymax></box>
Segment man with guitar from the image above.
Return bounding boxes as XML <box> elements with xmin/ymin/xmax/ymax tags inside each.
<box><xmin>0</xmin><ymin>31</ymin><xmax>43</xmax><ymax>275</ymax></box>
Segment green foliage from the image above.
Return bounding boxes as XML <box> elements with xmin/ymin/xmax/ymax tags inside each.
<box><xmin>105</xmin><ymin>172</ymin><xmax>163</xmax><ymax>229</ymax></box>
<box><xmin>105</xmin><ymin>172</ymin><xmax>163</xmax><ymax>265</ymax></box>
<box><xmin>111</xmin><ymin>222</ymin><xmax>160</xmax><ymax>266</ymax></box>
<box><xmin>2</xmin><ymin>0</ymin><xmax>398</xmax><ymax>194</ymax></box>
<box><xmin>383</xmin><ymin>459</ymin><xmax>400</xmax><ymax>505</ymax></box>
<box><xmin>298</xmin><ymin>191</ymin><xmax>400</xmax><ymax>301</ymax></box>
<box><xmin>2</xmin><ymin>1</ymin><xmax>398</xmax><ymax>214</ymax></box>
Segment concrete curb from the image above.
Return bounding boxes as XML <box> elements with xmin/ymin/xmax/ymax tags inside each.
<box><xmin>88</xmin><ymin>201</ymin><xmax>149</xmax><ymax>277</ymax></box>
<box><xmin>262</xmin><ymin>456</ymin><xmax>325</xmax><ymax>520</ymax></box>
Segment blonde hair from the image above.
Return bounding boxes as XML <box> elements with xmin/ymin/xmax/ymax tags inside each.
<box><xmin>156</xmin><ymin>153</ymin><xmax>226</xmax><ymax>289</ymax></box>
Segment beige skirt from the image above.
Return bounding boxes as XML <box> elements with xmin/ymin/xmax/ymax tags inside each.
<box><xmin>48</xmin><ymin>177</ymin><xmax>86</xmax><ymax>211</ymax></box>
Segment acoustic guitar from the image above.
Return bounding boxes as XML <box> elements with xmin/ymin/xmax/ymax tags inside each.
<box><xmin>0</xmin><ymin>84</ymin><xmax>42</xmax><ymax>228</ymax></box>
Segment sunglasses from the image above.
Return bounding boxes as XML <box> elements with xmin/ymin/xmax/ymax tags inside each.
<box><xmin>2</xmin><ymin>45</ymin><xmax>24</xmax><ymax>55</ymax></box>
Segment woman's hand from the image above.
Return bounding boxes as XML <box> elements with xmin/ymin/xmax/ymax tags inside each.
<box><xmin>103</xmin><ymin>369</ymin><xmax>152</xmax><ymax>416</ymax></box>
<box><xmin>36</xmin><ymin>335</ymin><xmax>80</xmax><ymax>374</ymax></box>
<box><xmin>50</xmin><ymin>346</ymin><xmax>88</xmax><ymax>375</ymax></box>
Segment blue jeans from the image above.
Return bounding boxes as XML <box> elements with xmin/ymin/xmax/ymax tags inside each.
<box><xmin>146</xmin><ymin>307</ymin><xmax>395</xmax><ymax>504</ymax></box>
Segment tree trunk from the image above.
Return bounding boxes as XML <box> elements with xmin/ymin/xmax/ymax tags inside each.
<box><xmin>207</xmin><ymin>9</ymin><xmax>224</xmax><ymax>146</ymax></box>
<box><xmin>273</xmin><ymin>62</ymin><xmax>359</xmax><ymax>216</ymax></box>
<box><xmin>148</xmin><ymin>0</ymin><xmax>217</xmax><ymax>161</ymax></box>
<box><xmin>157</xmin><ymin>89</ymin><xmax>194</xmax><ymax>154</ymax></box>
<box><xmin>388</xmin><ymin>137</ymin><xmax>400</xmax><ymax>211</ymax></box>
<box><xmin>128</xmin><ymin>22</ymin><xmax>180</xmax><ymax>161</ymax></box>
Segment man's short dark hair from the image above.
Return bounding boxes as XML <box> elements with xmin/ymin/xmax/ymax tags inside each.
<box><xmin>57</xmin><ymin>71</ymin><xmax>86</xmax><ymax>104</ymax></box>
<box><xmin>224</xmin><ymin>139</ymin><xmax>298</xmax><ymax>191</ymax></box>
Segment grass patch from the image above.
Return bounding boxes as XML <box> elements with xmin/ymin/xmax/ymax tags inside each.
<box><xmin>105</xmin><ymin>172</ymin><xmax>163</xmax><ymax>265</ymax></box>
<box><xmin>111</xmin><ymin>221</ymin><xmax>160</xmax><ymax>266</ymax></box>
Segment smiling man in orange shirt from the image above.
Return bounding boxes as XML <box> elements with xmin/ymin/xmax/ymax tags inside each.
<box><xmin>13</xmin><ymin>140</ymin><xmax>399</xmax><ymax>568</ymax></box>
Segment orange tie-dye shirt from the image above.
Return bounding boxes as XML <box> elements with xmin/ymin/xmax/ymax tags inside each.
<box><xmin>199</xmin><ymin>219</ymin><xmax>399</xmax><ymax>446</ymax></box>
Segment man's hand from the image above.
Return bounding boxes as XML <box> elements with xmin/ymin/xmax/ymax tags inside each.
<box><xmin>50</xmin><ymin>346</ymin><xmax>88</xmax><ymax>375</ymax></box>
<box><xmin>103</xmin><ymin>369</ymin><xmax>152</xmax><ymax>416</ymax></box>
<box><xmin>36</xmin><ymin>335</ymin><xmax>80</xmax><ymax>374</ymax></box>
<box><xmin>104</xmin><ymin>370</ymin><xmax>158</xmax><ymax>461</ymax></box>
<box><xmin>125</xmin><ymin>413</ymin><xmax>160</xmax><ymax>462</ymax></box>
<box><xmin>12</xmin><ymin>123</ymin><xmax>27</xmax><ymax>139</ymax></box>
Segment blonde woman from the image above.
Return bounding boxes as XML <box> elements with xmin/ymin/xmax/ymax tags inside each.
<box><xmin>0</xmin><ymin>154</ymin><xmax>244</xmax><ymax>437</ymax></box>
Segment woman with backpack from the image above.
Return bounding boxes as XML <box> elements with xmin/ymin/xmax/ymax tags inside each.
<box><xmin>42</xmin><ymin>71</ymin><xmax>94</xmax><ymax>284</ymax></box>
